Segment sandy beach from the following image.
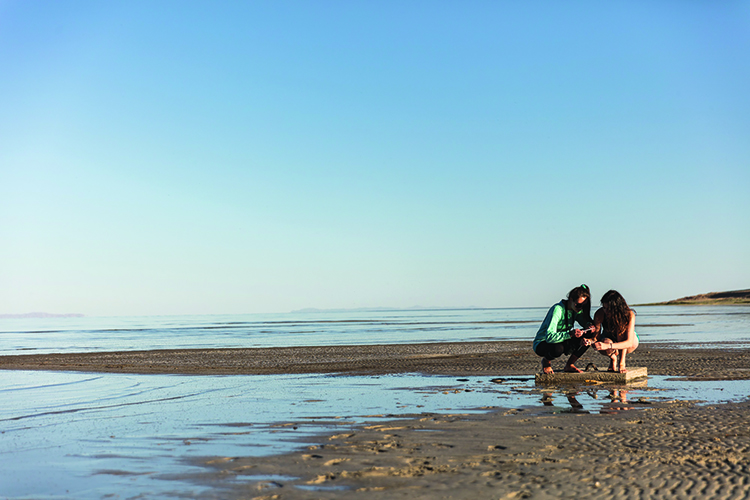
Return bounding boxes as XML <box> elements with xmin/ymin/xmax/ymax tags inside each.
<box><xmin>3</xmin><ymin>342</ymin><xmax>749</xmax><ymax>499</ymax></box>
<box><xmin>183</xmin><ymin>399</ymin><xmax>750</xmax><ymax>499</ymax></box>
<box><xmin>2</xmin><ymin>341</ymin><xmax>750</xmax><ymax>380</ymax></box>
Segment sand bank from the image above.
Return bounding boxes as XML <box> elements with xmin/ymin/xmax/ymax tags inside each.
<box><xmin>2</xmin><ymin>341</ymin><xmax>750</xmax><ymax>380</ymax></box>
<box><xmin>4</xmin><ymin>342</ymin><xmax>749</xmax><ymax>499</ymax></box>
<box><xmin>180</xmin><ymin>398</ymin><xmax>750</xmax><ymax>499</ymax></box>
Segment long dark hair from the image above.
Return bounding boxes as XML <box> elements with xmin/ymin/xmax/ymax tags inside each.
<box><xmin>600</xmin><ymin>290</ymin><xmax>633</xmax><ymax>336</ymax></box>
<box><xmin>566</xmin><ymin>284</ymin><xmax>591</xmax><ymax>318</ymax></box>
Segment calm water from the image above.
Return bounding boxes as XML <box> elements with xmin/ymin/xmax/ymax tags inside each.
<box><xmin>2</xmin><ymin>305</ymin><xmax>749</xmax><ymax>355</ymax></box>
<box><xmin>1</xmin><ymin>306</ymin><xmax>749</xmax><ymax>499</ymax></box>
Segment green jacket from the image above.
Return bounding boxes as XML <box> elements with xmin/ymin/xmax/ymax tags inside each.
<box><xmin>533</xmin><ymin>300</ymin><xmax>593</xmax><ymax>351</ymax></box>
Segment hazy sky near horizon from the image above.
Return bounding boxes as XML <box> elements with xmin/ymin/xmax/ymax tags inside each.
<box><xmin>1</xmin><ymin>1</ymin><xmax>749</xmax><ymax>316</ymax></box>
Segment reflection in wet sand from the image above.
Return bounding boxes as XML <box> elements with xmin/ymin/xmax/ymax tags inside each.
<box><xmin>538</xmin><ymin>379</ymin><xmax>649</xmax><ymax>414</ymax></box>
<box><xmin>1</xmin><ymin>371</ymin><xmax>747</xmax><ymax>499</ymax></box>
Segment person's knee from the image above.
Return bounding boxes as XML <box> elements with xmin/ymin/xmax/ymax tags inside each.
<box><xmin>535</xmin><ymin>343</ymin><xmax>564</xmax><ymax>360</ymax></box>
<box><xmin>549</xmin><ymin>345</ymin><xmax>565</xmax><ymax>359</ymax></box>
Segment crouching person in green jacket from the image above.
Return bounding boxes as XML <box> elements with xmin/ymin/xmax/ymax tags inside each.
<box><xmin>533</xmin><ymin>285</ymin><xmax>594</xmax><ymax>374</ymax></box>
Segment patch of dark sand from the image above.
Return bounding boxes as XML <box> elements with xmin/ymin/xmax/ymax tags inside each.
<box><xmin>179</xmin><ymin>400</ymin><xmax>750</xmax><ymax>499</ymax></box>
<box><xmin>2</xmin><ymin>342</ymin><xmax>750</xmax><ymax>381</ymax></box>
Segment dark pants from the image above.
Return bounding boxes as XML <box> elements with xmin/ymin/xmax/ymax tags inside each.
<box><xmin>535</xmin><ymin>338</ymin><xmax>589</xmax><ymax>361</ymax></box>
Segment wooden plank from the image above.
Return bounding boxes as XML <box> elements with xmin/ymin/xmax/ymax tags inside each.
<box><xmin>535</xmin><ymin>366</ymin><xmax>647</xmax><ymax>384</ymax></box>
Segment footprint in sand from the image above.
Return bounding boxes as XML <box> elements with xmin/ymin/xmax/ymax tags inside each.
<box><xmin>323</xmin><ymin>458</ymin><xmax>349</xmax><ymax>466</ymax></box>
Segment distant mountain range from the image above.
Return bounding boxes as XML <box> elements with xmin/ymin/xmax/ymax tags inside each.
<box><xmin>0</xmin><ymin>312</ymin><xmax>85</xmax><ymax>319</ymax></box>
<box><xmin>291</xmin><ymin>306</ymin><xmax>485</xmax><ymax>313</ymax></box>
<box><xmin>644</xmin><ymin>289</ymin><xmax>750</xmax><ymax>306</ymax></box>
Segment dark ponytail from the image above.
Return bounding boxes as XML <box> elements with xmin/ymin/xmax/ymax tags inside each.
<box><xmin>567</xmin><ymin>284</ymin><xmax>591</xmax><ymax>318</ymax></box>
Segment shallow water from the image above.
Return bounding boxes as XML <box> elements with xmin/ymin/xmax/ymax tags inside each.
<box><xmin>1</xmin><ymin>369</ymin><xmax>749</xmax><ymax>500</ymax></box>
<box><xmin>1</xmin><ymin>306</ymin><xmax>749</xmax><ymax>498</ymax></box>
<box><xmin>1</xmin><ymin>305</ymin><xmax>749</xmax><ymax>355</ymax></box>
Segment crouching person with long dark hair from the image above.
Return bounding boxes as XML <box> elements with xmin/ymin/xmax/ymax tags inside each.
<box><xmin>533</xmin><ymin>285</ymin><xmax>594</xmax><ymax>374</ymax></box>
<box><xmin>592</xmin><ymin>290</ymin><xmax>640</xmax><ymax>373</ymax></box>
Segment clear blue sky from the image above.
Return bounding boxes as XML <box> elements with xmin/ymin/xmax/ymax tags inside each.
<box><xmin>1</xmin><ymin>1</ymin><xmax>749</xmax><ymax>316</ymax></box>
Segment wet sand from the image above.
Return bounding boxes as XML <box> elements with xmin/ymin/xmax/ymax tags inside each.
<box><xmin>2</xmin><ymin>341</ymin><xmax>750</xmax><ymax>381</ymax></box>
<box><xmin>3</xmin><ymin>342</ymin><xmax>750</xmax><ymax>499</ymax></box>
<box><xmin>184</xmin><ymin>399</ymin><xmax>750</xmax><ymax>499</ymax></box>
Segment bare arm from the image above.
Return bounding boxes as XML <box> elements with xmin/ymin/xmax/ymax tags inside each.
<box><xmin>603</xmin><ymin>311</ymin><xmax>636</xmax><ymax>350</ymax></box>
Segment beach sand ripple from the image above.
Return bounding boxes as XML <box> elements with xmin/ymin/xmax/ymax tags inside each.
<box><xmin>187</xmin><ymin>399</ymin><xmax>750</xmax><ymax>499</ymax></box>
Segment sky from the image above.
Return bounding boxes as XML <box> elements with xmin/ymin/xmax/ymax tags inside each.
<box><xmin>1</xmin><ymin>1</ymin><xmax>749</xmax><ymax>316</ymax></box>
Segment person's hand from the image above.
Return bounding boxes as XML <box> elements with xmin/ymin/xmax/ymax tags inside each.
<box><xmin>572</xmin><ymin>329</ymin><xmax>583</xmax><ymax>338</ymax></box>
<box><xmin>594</xmin><ymin>341</ymin><xmax>614</xmax><ymax>350</ymax></box>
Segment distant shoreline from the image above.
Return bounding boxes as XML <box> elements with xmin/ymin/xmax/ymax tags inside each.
<box><xmin>0</xmin><ymin>312</ymin><xmax>85</xmax><ymax>319</ymax></box>
<box><xmin>4</xmin><ymin>290</ymin><xmax>749</xmax><ymax>318</ymax></box>
<box><xmin>638</xmin><ymin>288</ymin><xmax>750</xmax><ymax>306</ymax></box>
